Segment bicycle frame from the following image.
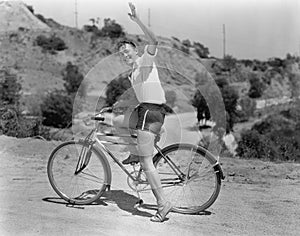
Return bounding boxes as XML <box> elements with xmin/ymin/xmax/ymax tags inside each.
<box><xmin>75</xmin><ymin>107</ymin><xmax>191</xmax><ymax>189</ymax></box>
<box><xmin>48</xmin><ymin>107</ymin><xmax>224</xmax><ymax>211</ymax></box>
<box><xmin>78</xmin><ymin>127</ymin><xmax>185</xmax><ymax>187</ymax></box>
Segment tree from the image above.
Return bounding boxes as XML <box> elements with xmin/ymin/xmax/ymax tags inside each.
<box><xmin>193</xmin><ymin>42</ymin><xmax>209</xmax><ymax>58</ymax></box>
<box><xmin>62</xmin><ymin>62</ymin><xmax>85</xmax><ymax>97</ymax></box>
<box><xmin>0</xmin><ymin>69</ymin><xmax>47</xmax><ymax>138</ymax></box>
<box><xmin>248</xmin><ymin>73</ymin><xmax>265</xmax><ymax>98</ymax></box>
<box><xmin>0</xmin><ymin>70</ymin><xmax>21</xmax><ymax>106</ymax></box>
<box><xmin>105</xmin><ymin>72</ymin><xmax>132</xmax><ymax>106</ymax></box>
<box><xmin>35</xmin><ymin>34</ymin><xmax>67</xmax><ymax>54</ymax></box>
<box><xmin>222</xmin><ymin>55</ymin><xmax>237</xmax><ymax>72</ymax></box>
<box><xmin>191</xmin><ymin>77</ymin><xmax>239</xmax><ymax>133</ymax></box>
<box><xmin>101</xmin><ymin>18</ymin><xmax>125</xmax><ymax>38</ymax></box>
<box><xmin>41</xmin><ymin>90</ymin><xmax>73</xmax><ymax>128</ymax></box>
<box><xmin>182</xmin><ymin>39</ymin><xmax>192</xmax><ymax>48</ymax></box>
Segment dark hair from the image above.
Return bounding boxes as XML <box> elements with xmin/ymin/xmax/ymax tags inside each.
<box><xmin>117</xmin><ymin>40</ymin><xmax>137</xmax><ymax>50</ymax></box>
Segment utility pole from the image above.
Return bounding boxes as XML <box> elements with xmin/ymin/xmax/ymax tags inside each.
<box><xmin>148</xmin><ymin>8</ymin><xmax>151</xmax><ymax>28</ymax></box>
<box><xmin>75</xmin><ymin>0</ymin><xmax>78</xmax><ymax>28</ymax></box>
<box><xmin>223</xmin><ymin>24</ymin><xmax>226</xmax><ymax>58</ymax></box>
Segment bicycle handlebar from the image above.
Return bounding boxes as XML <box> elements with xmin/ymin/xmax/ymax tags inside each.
<box><xmin>91</xmin><ymin>116</ymin><xmax>105</xmax><ymax>121</ymax></box>
<box><xmin>82</xmin><ymin>107</ymin><xmax>113</xmax><ymax>126</ymax></box>
<box><xmin>98</xmin><ymin>107</ymin><xmax>113</xmax><ymax>114</ymax></box>
<box><xmin>91</xmin><ymin>106</ymin><xmax>113</xmax><ymax>122</ymax></box>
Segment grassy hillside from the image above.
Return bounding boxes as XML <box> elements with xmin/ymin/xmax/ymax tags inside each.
<box><xmin>1</xmin><ymin>1</ymin><xmax>299</xmax><ymax>115</ymax></box>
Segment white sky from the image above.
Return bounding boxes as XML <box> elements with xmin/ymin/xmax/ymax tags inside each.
<box><xmin>22</xmin><ymin>0</ymin><xmax>300</xmax><ymax>60</ymax></box>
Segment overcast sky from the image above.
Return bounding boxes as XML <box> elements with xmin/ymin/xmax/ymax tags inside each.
<box><xmin>23</xmin><ymin>0</ymin><xmax>300</xmax><ymax>60</ymax></box>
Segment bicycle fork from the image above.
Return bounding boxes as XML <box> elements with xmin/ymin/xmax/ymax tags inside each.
<box><xmin>74</xmin><ymin>144</ymin><xmax>92</xmax><ymax>175</ymax></box>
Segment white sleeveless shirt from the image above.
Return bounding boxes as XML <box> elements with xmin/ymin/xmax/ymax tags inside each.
<box><xmin>129</xmin><ymin>46</ymin><xmax>166</xmax><ymax>104</ymax></box>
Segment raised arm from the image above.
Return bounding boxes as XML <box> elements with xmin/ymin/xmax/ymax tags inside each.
<box><xmin>128</xmin><ymin>2</ymin><xmax>158</xmax><ymax>55</ymax></box>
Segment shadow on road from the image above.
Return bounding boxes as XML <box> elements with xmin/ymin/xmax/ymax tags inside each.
<box><xmin>43</xmin><ymin>190</ymin><xmax>153</xmax><ymax>218</ymax></box>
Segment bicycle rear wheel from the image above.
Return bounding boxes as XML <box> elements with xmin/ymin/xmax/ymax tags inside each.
<box><xmin>47</xmin><ymin>141</ymin><xmax>110</xmax><ymax>205</ymax></box>
<box><xmin>153</xmin><ymin>143</ymin><xmax>223</xmax><ymax>214</ymax></box>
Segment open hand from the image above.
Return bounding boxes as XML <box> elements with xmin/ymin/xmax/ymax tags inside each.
<box><xmin>128</xmin><ymin>2</ymin><xmax>138</xmax><ymax>22</ymax></box>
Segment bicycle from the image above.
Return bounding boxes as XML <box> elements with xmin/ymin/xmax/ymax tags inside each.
<box><xmin>47</xmin><ymin>107</ymin><xmax>225</xmax><ymax>214</ymax></box>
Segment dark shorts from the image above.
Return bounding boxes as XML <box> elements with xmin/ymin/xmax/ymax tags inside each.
<box><xmin>129</xmin><ymin>103</ymin><xmax>166</xmax><ymax>134</ymax></box>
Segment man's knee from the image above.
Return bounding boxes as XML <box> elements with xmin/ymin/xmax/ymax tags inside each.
<box><xmin>113</xmin><ymin>115</ymin><xmax>126</xmax><ymax>128</ymax></box>
<box><xmin>137</xmin><ymin>130</ymin><xmax>155</xmax><ymax>157</ymax></box>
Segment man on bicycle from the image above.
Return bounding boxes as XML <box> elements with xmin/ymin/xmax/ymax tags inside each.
<box><xmin>113</xmin><ymin>2</ymin><xmax>172</xmax><ymax>222</ymax></box>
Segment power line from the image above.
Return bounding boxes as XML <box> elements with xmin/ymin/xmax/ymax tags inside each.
<box><xmin>148</xmin><ymin>8</ymin><xmax>151</xmax><ymax>28</ymax></box>
<box><xmin>223</xmin><ymin>24</ymin><xmax>226</xmax><ymax>58</ymax></box>
<box><xmin>75</xmin><ymin>0</ymin><xmax>78</xmax><ymax>28</ymax></box>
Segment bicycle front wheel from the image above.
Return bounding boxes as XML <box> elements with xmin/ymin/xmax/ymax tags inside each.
<box><xmin>47</xmin><ymin>141</ymin><xmax>110</xmax><ymax>205</ymax></box>
<box><xmin>154</xmin><ymin>143</ymin><xmax>222</xmax><ymax>214</ymax></box>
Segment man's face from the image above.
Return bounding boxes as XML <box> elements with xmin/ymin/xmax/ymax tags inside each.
<box><xmin>119</xmin><ymin>44</ymin><xmax>138</xmax><ymax>65</ymax></box>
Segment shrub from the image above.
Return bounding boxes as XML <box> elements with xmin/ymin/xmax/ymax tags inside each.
<box><xmin>181</xmin><ymin>45</ymin><xmax>189</xmax><ymax>54</ymax></box>
<box><xmin>0</xmin><ymin>103</ymin><xmax>48</xmax><ymax>139</ymax></box>
<box><xmin>35</xmin><ymin>34</ymin><xmax>67</xmax><ymax>54</ymax></box>
<box><xmin>40</xmin><ymin>90</ymin><xmax>73</xmax><ymax>128</ymax></box>
<box><xmin>101</xmin><ymin>18</ymin><xmax>125</xmax><ymax>38</ymax></box>
<box><xmin>191</xmin><ymin>76</ymin><xmax>239</xmax><ymax>133</ymax></box>
<box><xmin>248</xmin><ymin>73</ymin><xmax>265</xmax><ymax>98</ymax></box>
<box><xmin>83</xmin><ymin>24</ymin><xmax>98</xmax><ymax>33</ymax></box>
<box><xmin>268</xmin><ymin>129</ymin><xmax>300</xmax><ymax>162</ymax></box>
<box><xmin>193</xmin><ymin>42</ymin><xmax>209</xmax><ymax>58</ymax></box>
<box><xmin>35</xmin><ymin>14</ymin><xmax>47</xmax><ymax>24</ymax></box>
<box><xmin>237</xmin><ymin>96</ymin><xmax>256</xmax><ymax>122</ymax></box>
<box><xmin>252</xmin><ymin>114</ymin><xmax>295</xmax><ymax>135</ymax></box>
<box><xmin>237</xmin><ymin>110</ymin><xmax>300</xmax><ymax>162</ymax></box>
<box><xmin>105</xmin><ymin>72</ymin><xmax>131</xmax><ymax>106</ymax></box>
<box><xmin>25</xmin><ymin>4</ymin><xmax>34</xmax><ymax>14</ymax></box>
<box><xmin>62</xmin><ymin>62</ymin><xmax>86</xmax><ymax>97</ymax></box>
<box><xmin>0</xmin><ymin>70</ymin><xmax>50</xmax><ymax>139</ymax></box>
<box><xmin>236</xmin><ymin>129</ymin><xmax>275</xmax><ymax>160</ymax></box>
<box><xmin>0</xmin><ymin>70</ymin><xmax>21</xmax><ymax>106</ymax></box>
<box><xmin>182</xmin><ymin>39</ymin><xmax>192</xmax><ymax>48</ymax></box>
<box><xmin>222</xmin><ymin>55</ymin><xmax>237</xmax><ymax>72</ymax></box>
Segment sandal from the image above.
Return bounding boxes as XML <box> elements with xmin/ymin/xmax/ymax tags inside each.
<box><xmin>150</xmin><ymin>201</ymin><xmax>173</xmax><ymax>222</ymax></box>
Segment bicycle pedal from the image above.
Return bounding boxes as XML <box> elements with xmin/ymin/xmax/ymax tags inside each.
<box><xmin>130</xmin><ymin>161</ymin><xmax>139</xmax><ymax>165</ymax></box>
<box><xmin>134</xmin><ymin>199</ymin><xmax>144</xmax><ymax>209</ymax></box>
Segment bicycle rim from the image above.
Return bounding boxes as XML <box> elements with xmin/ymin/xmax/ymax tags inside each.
<box><xmin>47</xmin><ymin>141</ymin><xmax>108</xmax><ymax>205</ymax></box>
<box><xmin>154</xmin><ymin>144</ymin><xmax>221</xmax><ymax>214</ymax></box>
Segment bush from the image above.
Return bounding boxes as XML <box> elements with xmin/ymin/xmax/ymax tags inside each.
<box><xmin>236</xmin><ymin>96</ymin><xmax>256</xmax><ymax>122</ymax></box>
<box><xmin>237</xmin><ymin>110</ymin><xmax>300</xmax><ymax>162</ymax></box>
<box><xmin>181</xmin><ymin>45</ymin><xmax>189</xmax><ymax>54</ymax></box>
<box><xmin>35</xmin><ymin>34</ymin><xmax>67</xmax><ymax>54</ymax></box>
<box><xmin>252</xmin><ymin>114</ymin><xmax>295</xmax><ymax>135</ymax></box>
<box><xmin>35</xmin><ymin>14</ymin><xmax>47</xmax><ymax>24</ymax></box>
<box><xmin>236</xmin><ymin>129</ymin><xmax>275</xmax><ymax>160</ymax></box>
<box><xmin>191</xmin><ymin>76</ymin><xmax>239</xmax><ymax>133</ymax></box>
<box><xmin>62</xmin><ymin>62</ymin><xmax>86</xmax><ymax>97</ymax></box>
<box><xmin>222</xmin><ymin>55</ymin><xmax>237</xmax><ymax>72</ymax></box>
<box><xmin>41</xmin><ymin>90</ymin><xmax>73</xmax><ymax>128</ymax></box>
<box><xmin>83</xmin><ymin>24</ymin><xmax>98</xmax><ymax>33</ymax></box>
<box><xmin>0</xmin><ymin>70</ymin><xmax>50</xmax><ymax>139</ymax></box>
<box><xmin>248</xmin><ymin>73</ymin><xmax>265</xmax><ymax>98</ymax></box>
<box><xmin>105</xmin><ymin>72</ymin><xmax>131</xmax><ymax>106</ymax></box>
<box><xmin>101</xmin><ymin>18</ymin><xmax>125</xmax><ymax>38</ymax></box>
<box><xmin>193</xmin><ymin>42</ymin><xmax>209</xmax><ymax>58</ymax></box>
<box><xmin>182</xmin><ymin>39</ymin><xmax>192</xmax><ymax>48</ymax></box>
<box><xmin>0</xmin><ymin>70</ymin><xmax>21</xmax><ymax>106</ymax></box>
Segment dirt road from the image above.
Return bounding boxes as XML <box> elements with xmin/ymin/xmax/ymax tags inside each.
<box><xmin>0</xmin><ymin>113</ymin><xmax>300</xmax><ymax>235</ymax></box>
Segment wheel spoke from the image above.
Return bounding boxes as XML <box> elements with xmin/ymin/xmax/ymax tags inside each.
<box><xmin>154</xmin><ymin>144</ymin><xmax>221</xmax><ymax>214</ymax></box>
<box><xmin>47</xmin><ymin>141</ymin><xmax>108</xmax><ymax>204</ymax></box>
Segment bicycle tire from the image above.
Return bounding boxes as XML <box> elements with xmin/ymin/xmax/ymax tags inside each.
<box><xmin>153</xmin><ymin>143</ymin><xmax>222</xmax><ymax>214</ymax></box>
<box><xmin>47</xmin><ymin>140</ymin><xmax>111</xmax><ymax>205</ymax></box>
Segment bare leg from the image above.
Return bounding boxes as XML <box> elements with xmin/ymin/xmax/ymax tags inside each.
<box><xmin>113</xmin><ymin>110</ymin><xmax>139</xmax><ymax>156</ymax></box>
<box><xmin>137</xmin><ymin>130</ymin><xmax>172</xmax><ymax>221</ymax></box>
